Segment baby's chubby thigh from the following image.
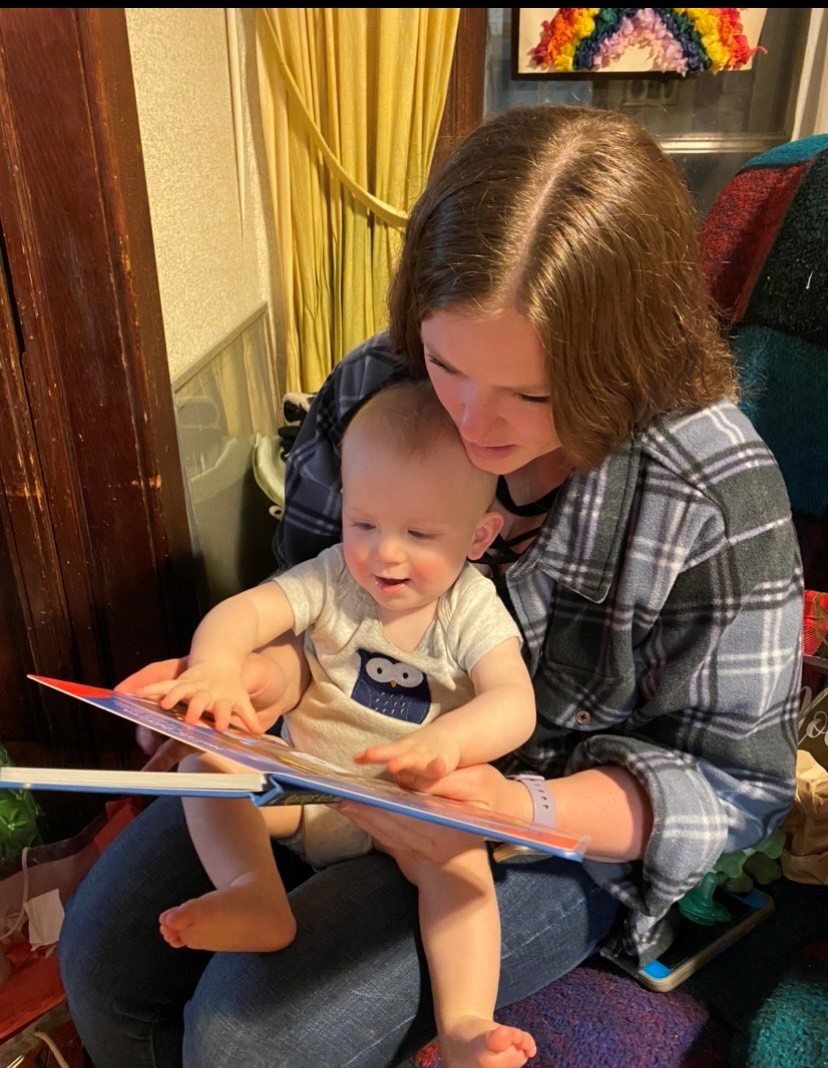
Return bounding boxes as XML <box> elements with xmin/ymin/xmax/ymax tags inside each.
<box><xmin>179</xmin><ymin>750</ymin><xmax>302</xmax><ymax>839</ymax></box>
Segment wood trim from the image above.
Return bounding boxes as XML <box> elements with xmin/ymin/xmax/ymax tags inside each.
<box><xmin>76</xmin><ymin>8</ymin><xmax>200</xmax><ymax>674</ymax></box>
<box><xmin>432</xmin><ymin>8</ymin><xmax>488</xmax><ymax>176</ymax></box>
<box><xmin>0</xmin><ymin>214</ymin><xmax>78</xmax><ymax>764</ymax></box>
<box><xmin>0</xmin><ymin>9</ymin><xmax>199</xmax><ymax>772</ymax></box>
<box><xmin>0</xmin><ymin>222</ymin><xmax>77</xmax><ymax>679</ymax></box>
<box><xmin>0</xmin><ymin>20</ymin><xmax>98</xmax><ymax>686</ymax></box>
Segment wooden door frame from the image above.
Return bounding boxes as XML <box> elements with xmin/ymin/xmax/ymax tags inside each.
<box><xmin>433</xmin><ymin>8</ymin><xmax>488</xmax><ymax>175</ymax></box>
<box><xmin>0</xmin><ymin>9</ymin><xmax>198</xmax><ymax>772</ymax></box>
<box><xmin>0</xmin><ymin>6</ymin><xmax>485</xmax><ymax>798</ymax></box>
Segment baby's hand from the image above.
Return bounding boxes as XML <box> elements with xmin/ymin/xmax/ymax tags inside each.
<box><xmin>354</xmin><ymin>724</ymin><xmax>461</xmax><ymax>781</ymax></box>
<box><xmin>138</xmin><ymin>663</ymin><xmax>263</xmax><ymax>734</ymax></box>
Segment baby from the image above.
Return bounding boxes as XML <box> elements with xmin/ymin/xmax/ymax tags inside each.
<box><xmin>142</xmin><ymin>379</ymin><xmax>538</xmax><ymax>1068</ymax></box>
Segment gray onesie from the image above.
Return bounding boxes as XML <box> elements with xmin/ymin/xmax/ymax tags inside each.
<box><xmin>272</xmin><ymin>544</ymin><xmax>521</xmax><ymax>867</ymax></box>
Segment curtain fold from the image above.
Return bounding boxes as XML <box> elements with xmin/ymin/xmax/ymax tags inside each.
<box><xmin>257</xmin><ymin>8</ymin><xmax>460</xmax><ymax>392</ymax></box>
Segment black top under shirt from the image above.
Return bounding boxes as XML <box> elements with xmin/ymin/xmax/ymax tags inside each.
<box><xmin>477</xmin><ymin>477</ymin><xmax>559</xmax><ymax>596</ymax></box>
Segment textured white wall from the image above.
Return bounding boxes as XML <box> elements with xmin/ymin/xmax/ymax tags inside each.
<box><xmin>125</xmin><ymin>8</ymin><xmax>275</xmax><ymax>383</ymax></box>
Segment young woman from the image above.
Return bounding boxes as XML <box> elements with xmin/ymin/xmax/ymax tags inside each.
<box><xmin>60</xmin><ymin>104</ymin><xmax>802</xmax><ymax>1068</ymax></box>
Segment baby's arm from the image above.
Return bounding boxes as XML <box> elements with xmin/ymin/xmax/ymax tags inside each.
<box><xmin>355</xmin><ymin>637</ymin><xmax>535</xmax><ymax>778</ymax></box>
<box><xmin>138</xmin><ymin>583</ymin><xmax>296</xmax><ymax>732</ymax></box>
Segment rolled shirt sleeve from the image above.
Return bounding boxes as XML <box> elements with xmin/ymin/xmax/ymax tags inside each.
<box><xmin>572</xmin><ymin>535</ymin><xmax>802</xmax><ymax>962</ymax></box>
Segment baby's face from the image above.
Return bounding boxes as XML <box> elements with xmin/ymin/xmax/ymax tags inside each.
<box><xmin>340</xmin><ymin>434</ymin><xmax>494</xmax><ymax>614</ymax></box>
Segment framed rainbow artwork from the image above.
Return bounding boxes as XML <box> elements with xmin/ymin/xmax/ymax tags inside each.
<box><xmin>512</xmin><ymin>8</ymin><xmax>768</xmax><ymax>78</ymax></box>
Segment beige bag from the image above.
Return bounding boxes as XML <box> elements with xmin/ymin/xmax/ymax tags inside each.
<box><xmin>782</xmin><ymin>748</ymin><xmax>828</xmax><ymax>885</ymax></box>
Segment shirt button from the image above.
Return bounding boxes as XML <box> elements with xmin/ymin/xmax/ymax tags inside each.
<box><xmin>575</xmin><ymin>710</ymin><xmax>592</xmax><ymax>725</ymax></box>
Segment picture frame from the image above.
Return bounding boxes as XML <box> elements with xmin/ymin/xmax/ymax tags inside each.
<box><xmin>511</xmin><ymin>8</ymin><xmax>768</xmax><ymax>80</ymax></box>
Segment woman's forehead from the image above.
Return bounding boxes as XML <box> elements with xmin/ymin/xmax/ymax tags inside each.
<box><xmin>421</xmin><ymin>307</ymin><xmax>548</xmax><ymax>387</ymax></box>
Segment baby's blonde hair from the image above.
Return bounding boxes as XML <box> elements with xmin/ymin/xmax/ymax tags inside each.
<box><xmin>344</xmin><ymin>379</ymin><xmax>496</xmax><ymax>506</ymax></box>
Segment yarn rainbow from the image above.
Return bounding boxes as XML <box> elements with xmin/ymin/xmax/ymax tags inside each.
<box><xmin>528</xmin><ymin>8</ymin><xmax>760</xmax><ymax>75</ymax></box>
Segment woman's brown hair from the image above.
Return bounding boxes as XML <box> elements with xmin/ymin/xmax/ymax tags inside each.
<box><xmin>389</xmin><ymin>105</ymin><xmax>737</xmax><ymax>471</ymax></box>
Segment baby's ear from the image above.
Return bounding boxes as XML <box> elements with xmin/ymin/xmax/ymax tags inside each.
<box><xmin>467</xmin><ymin>511</ymin><xmax>504</xmax><ymax>561</ymax></box>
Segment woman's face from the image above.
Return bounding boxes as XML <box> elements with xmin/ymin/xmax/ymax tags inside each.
<box><xmin>421</xmin><ymin>306</ymin><xmax>561</xmax><ymax>475</ymax></box>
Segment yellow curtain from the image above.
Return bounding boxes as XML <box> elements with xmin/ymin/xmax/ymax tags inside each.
<box><xmin>256</xmin><ymin>8</ymin><xmax>460</xmax><ymax>393</ymax></box>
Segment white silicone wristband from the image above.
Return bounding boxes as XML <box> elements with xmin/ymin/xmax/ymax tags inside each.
<box><xmin>513</xmin><ymin>774</ymin><xmax>556</xmax><ymax>827</ymax></box>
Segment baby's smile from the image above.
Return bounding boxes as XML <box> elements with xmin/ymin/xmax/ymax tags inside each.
<box><xmin>373</xmin><ymin>575</ymin><xmax>410</xmax><ymax>591</ymax></box>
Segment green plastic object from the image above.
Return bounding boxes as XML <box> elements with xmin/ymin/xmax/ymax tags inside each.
<box><xmin>0</xmin><ymin>741</ymin><xmax>43</xmax><ymax>861</ymax></box>
<box><xmin>677</xmin><ymin>870</ymin><xmax>732</xmax><ymax>925</ymax></box>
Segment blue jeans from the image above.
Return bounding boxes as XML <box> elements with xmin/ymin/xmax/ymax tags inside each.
<box><xmin>60</xmin><ymin>796</ymin><xmax>619</xmax><ymax>1068</ymax></box>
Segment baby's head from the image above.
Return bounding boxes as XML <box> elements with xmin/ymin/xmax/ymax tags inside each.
<box><xmin>340</xmin><ymin>380</ymin><xmax>503</xmax><ymax>612</ymax></box>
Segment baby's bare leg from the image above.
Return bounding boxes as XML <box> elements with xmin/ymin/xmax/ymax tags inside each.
<box><xmin>406</xmin><ymin>846</ymin><xmax>536</xmax><ymax>1068</ymax></box>
<box><xmin>159</xmin><ymin>752</ymin><xmax>302</xmax><ymax>953</ymax></box>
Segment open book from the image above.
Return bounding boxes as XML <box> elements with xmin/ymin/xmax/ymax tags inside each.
<box><xmin>1</xmin><ymin>675</ymin><xmax>589</xmax><ymax>861</ymax></box>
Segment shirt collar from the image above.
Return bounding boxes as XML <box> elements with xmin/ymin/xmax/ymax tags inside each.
<box><xmin>509</xmin><ymin>437</ymin><xmax>642</xmax><ymax>604</ymax></box>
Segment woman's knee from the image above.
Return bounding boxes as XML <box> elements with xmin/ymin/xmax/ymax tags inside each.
<box><xmin>184</xmin><ymin>854</ymin><xmax>427</xmax><ymax>1067</ymax></box>
<box><xmin>492</xmin><ymin>857</ymin><xmax>620</xmax><ymax>1000</ymax></box>
<box><xmin>60</xmin><ymin>886</ymin><xmax>100</xmax><ymax>1005</ymax></box>
<box><xmin>61</xmin><ymin>798</ymin><xmax>210</xmax><ymax>996</ymax></box>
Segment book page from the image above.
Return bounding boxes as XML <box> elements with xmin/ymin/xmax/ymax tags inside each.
<box><xmin>27</xmin><ymin>675</ymin><xmax>590</xmax><ymax>860</ymax></box>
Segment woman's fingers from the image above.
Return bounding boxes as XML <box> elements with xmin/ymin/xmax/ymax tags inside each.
<box><xmin>340</xmin><ymin>804</ymin><xmax>437</xmax><ymax>854</ymax></box>
<box><xmin>414</xmin><ymin>765</ymin><xmax>504</xmax><ymax>809</ymax></box>
<box><xmin>338</xmin><ymin>802</ymin><xmax>482</xmax><ymax>863</ymax></box>
<box><xmin>116</xmin><ymin>658</ymin><xmax>188</xmax><ymax>694</ymax></box>
<box><xmin>136</xmin><ymin>725</ymin><xmax>163</xmax><ymax>756</ymax></box>
<box><xmin>140</xmin><ymin>737</ymin><xmax>195</xmax><ymax>773</ymax></box>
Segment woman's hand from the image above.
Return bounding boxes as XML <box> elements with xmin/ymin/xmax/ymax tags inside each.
<box><xmin>338</xmin><ymin>803</ymin><xmax>483</xmax><ymax>870</ymax></box>
<box><xmin>117</xmin><ymin>645</ymin><xmax>305</xmax><ymax>772</ymax></box>
<box><xmin>392</xmin><ymin>762</ymin><xmax>522</xmax><ymax>816</ymax></box>
<box><xmin>338</xmin><ymin>763</ymin><xmax>523</xmax><ymax>869</ymax></box>
<box><xmin>118</xmin><ymin>658</ymin><xmax>192</xmax><ymax>772</ymax></box>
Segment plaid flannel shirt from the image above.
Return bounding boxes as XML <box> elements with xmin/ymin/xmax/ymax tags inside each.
<box><xmin>274</xmin><ymin>333</ymin><xmax>803</xmax><ymax>966</ymax></box>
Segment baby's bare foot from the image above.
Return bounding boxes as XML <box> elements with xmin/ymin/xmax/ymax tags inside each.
<box><xmin>440</xmin><ymin>1016</ymin><xmax>536</xmax><ymax>1068</ymax></box>
<box><xmin>158</xmin><ymin>876</ymin><xmax>296</xmax><ymax>952</ymax></box>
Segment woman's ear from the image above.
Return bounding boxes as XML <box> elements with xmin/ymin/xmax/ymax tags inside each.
<box><xmin>467</xmin><ymin>511</ymin><xmax>504</xmax><ymax>561</ymax></box>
